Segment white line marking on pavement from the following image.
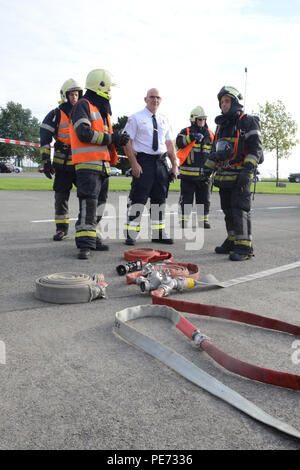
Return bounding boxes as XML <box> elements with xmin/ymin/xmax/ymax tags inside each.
<box><xmin>31</xmin><ymin>206</ymin><xmax>299</xmax><ymax>223</ymax></box>
<box><xmin>221</xmin><ymin>261</ymin><xmax>300</xmax><ymax>288</ymax></box>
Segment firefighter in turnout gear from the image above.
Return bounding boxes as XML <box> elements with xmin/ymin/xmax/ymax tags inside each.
<box><xmin>70</xmin><ymin>68</ymin><xmax>130</xmax><ymax>259</ymax></box>
<box><xmin>176</xmin><ymin>106</ymin><xmax>214</xmax><ymax>229</ymax></box>
<box><xmin>204</xmin><ymin>86</ymin><xmax>263</xmax><ymax>261</ymax></box>
<box><xmin>40</xmin><ymin>79</ymin><xmax>83</xmax><ymax>241</ymax></box>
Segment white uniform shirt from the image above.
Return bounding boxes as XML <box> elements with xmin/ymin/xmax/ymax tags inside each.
<box><xmin>124</xmin><ymin>107</ymin><xmax>174</xmax><ymax>155</ymax></box>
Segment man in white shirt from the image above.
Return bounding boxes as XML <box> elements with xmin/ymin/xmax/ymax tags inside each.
<box><xmin>123</xmin><ymin>88</ymin><xmax>178</xmax><ymax>245</ymax></box>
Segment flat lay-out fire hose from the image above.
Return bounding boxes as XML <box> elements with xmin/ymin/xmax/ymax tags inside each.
<box><xmin>152</xmin><ymin>295</ymin><xmax>300</xmax><ymax>390</ymax></box>
<box><xmin>114</xmin><ymin>304</ymin><xmax>300</xmax><ymax>440</ymax></box>
<box><xmin>114</xmin><ymin>251</ymin><xmax>300</xmax><ymax>439</ymax></box>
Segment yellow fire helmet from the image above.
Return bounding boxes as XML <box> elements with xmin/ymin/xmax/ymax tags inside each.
<box><xmin>85</xmin><ymin>69</ymin><xmax>117</xmax><ymax>100</ymax></box>
<box><xmin>190</xmin><ymin>106</ymin><xmax>207</xmax><ymax>123</ymax></box>
<box><xmin>59</xmin><ymin>79</ymin><xmax>83</xmax><ymax>104</ymax></box>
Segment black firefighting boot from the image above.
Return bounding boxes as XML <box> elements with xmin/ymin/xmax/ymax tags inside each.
<box><xmin>215</xmin><ymin>236</ymin><xmax>235</xmax><ymax>254</ymax></box>
<box><xmin>229</xmin><ymin>241</ymin><xmax>254</xmax><ymax>261</ymax></box>
<box><xmin>125</xmin><ymin>236</ymin><xmax>136</xmax><ymax>246</ymax></box>
<box><xmin>95</xmin><ymin>237</ymin><xmax>109</xmax><ymax>251</ymax></box>
<box><xmin>151</xmin><ymin>228</ymin><xmax>174</xmax><ymax>244</ymax></box>
<box><xmin>78</xmin><ymin>248</ymin><xmax>90</xmax><ymax>260</ymax></box>
<box><xmin>204</xmin><ymin>215</ymin><xmax>211</xmax><ymax>229</ymax></box>
<box><xmin>124</xmin><ymin>226</ymin><xmax>138</xmax><ymax>246</ymax></box>
<box><xmin>53</xmin><ymin>230</ymin><xmax>67</xmax><ymax>241</ymax></box>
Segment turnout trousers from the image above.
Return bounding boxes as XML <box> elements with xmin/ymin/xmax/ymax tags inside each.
<box><xmin>125</xmin><ymin>153</ymin><xmax>170</xmax><ymax>240</ymax></box>
<box><xmin>219</xmin><ymin>182</ymin><xmax>253</xmax><ymax>254</ymax></box>
<box><xmin>53</xmin><ymin>168</ymin><xmax>76</xmax><ymax>234</ymax></box>
<box><xmin>75</xmin><ymin>169</ymin><xmax>109</xmax><ymax>249</ymax></box>
<box><xmin>179</xmin><ymin>178</ymin><xmax>210</xmax><ymax>226</ymax></box>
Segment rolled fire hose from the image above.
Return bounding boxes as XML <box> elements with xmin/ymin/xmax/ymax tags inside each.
<box><xmin>35</xmin><ymin>272</ymin><xmax>107</xmax><ymax>304</ymax></box>
<box><xmin>114</xmin><ymin>304</ymin><xmax>300</xmax><ymax>440</ymax></box>
<box><xmin>124</xmin><ymin>248</ymin><xmax>173</xmax><ymax>263</ymax></box>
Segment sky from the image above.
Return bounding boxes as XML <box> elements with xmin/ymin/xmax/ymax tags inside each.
<box><xmin>1</xmin><ymin>0</ymin><xmax>300</xmax><ymax>177</ymax></box>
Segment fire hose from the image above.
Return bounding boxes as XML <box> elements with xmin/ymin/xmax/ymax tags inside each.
<box><xmin>152</xmin><ymin>295</ymin><xmax>300</xmax><ymax>390</ymax></box>
<box><xmin>123</xmin><ymin>248</ymin><xmax>173</xmax><ymax>263</ymax></box>
<box><xmin>35</xmin><ymin>272</ymin><xmax>107</xmax><ymax>303</ymax></box>
<box><xmin>114</xmin><ymin>304</ymin><xmax>300</xmax><ymax>440</ymax></box>
<box><xmin>123</xmin><ymin>261</ymin><xmax>300</xmax><ymax>390</ymax></box>
<box><xmin>114</xmin><ymin>252</ymin><xmax>300</xmax><ymax>439</ymax></box>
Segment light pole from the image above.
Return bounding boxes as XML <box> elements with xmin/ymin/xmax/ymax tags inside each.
<box><xmin>244</xmin><ymin>67</ymin><xmax>248</xmax><ymax>111</ymax></box>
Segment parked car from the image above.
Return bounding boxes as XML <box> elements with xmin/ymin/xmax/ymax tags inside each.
<box><xmin>288</xmin><ymin>172</ymin><xmax>300</xmax><ymax>183</ymax></box>
<box><xmin>110</xmin><ymin>167</ymin><xmax>122</xmax><ymax>176</ymax></box>
<box><xmin>6</xmin><ymin>163</ymin><xmax>14</xmax><ymax>172</ymax></box>
<box><xmin>0</xmin><ymin>162</ymin><xmax>13</xmax><ymax>173</ymax></box>
<box><xmin>125</xmin><ymin>168</ymin><xmax>132</xmax><ymax>177</ymax></box>
<box><xmin>13</xmin><ymin>166</ymin><xmax>23</xmax><ymax>173</ymax></box>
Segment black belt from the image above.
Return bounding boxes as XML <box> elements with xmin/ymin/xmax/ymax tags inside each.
<box><xmin>136</xmin><ymin>152</ymin><xmax>166</xmax><ymax>160</ymax></box>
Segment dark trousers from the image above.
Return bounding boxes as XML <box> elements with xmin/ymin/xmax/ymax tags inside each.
<box><xmin>125</xmin><ymin>154</ymin><xmax>170</xmax><ymax>239</ymax></box>
<box><xmin>219</xmin><ymin>183</ymin><xmax>252</xmax><ymax>242</ymax></box>
<box><xmin>179</xmin><ymin>178</ymin><xmax>210</xmax><ymax>222</ymax></box>
<box><xmin>75</xmin><ymin>170</ymin><xmax>109</xmax><ymax>249</ymax></box>
<box><xmin>53</xmin><ymin>168</ymin><xmax>76</xmax><ymax>233</ymax></box>
<box><xmin>129</xmin><ymin>154</ymin><xmax>169</xmax><ymax>205</ymax></box>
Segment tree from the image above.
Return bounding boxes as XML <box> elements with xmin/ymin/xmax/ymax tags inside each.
<box><xmin>0</xmin><ymin>101</ymin><xmax>40</xmax><ymax>166</ymax></box>
<box><xmin>257</xmin><ymin>100</ymin><xmax>299</xmax><ymax>186</ymax></box>
<box><xmin>112</xmin><ymin>115</ymin><xmax>129</xmax><ymax>173</ymax></box>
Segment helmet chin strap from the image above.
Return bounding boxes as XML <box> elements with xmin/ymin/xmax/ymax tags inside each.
<box><xmin>96</xmin><ymin>90</ymin><xmax>111</xmax><ymax>100</ymax></box>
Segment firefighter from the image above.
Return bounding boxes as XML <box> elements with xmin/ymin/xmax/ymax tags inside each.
<box><xmin>204</xmin><ymin>86</ymin><xmax>263</xmax><ymax>261</ymax></box>
<box><xmin>70</xmin><ymin>68</ymin><xmax>130</xmax><ymax>259</ymax></box>
<box><xmin>40</xmin><ymin>79</ymin><xmax>83</xmax><ymax>241</ymax></box>
<box><xmin>176</xmin><ymin>106</ymin><xmax>214</xmax><ymax>229</ymax></box>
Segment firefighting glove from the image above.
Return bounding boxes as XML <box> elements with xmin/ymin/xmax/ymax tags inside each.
<box><xmin>237</xmin><ymin>169</ymin><xmax>252</xmax><ymax>188</ymax></box>
<box><xmin>43</xmin><ymin>160</ymin><xmax>54</xmax><ymax>179</ymax></box>
<box><xmin>189</xmin><ymin>133</ymin><xmax>204</xmax><ymax>143</ymax></box>
<box><xmin>112</xmin><ymin>131</ymin><xmax>130</xmax><ymax>147</ymax></box>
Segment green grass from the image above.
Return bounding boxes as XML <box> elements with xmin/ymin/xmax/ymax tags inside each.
<box><xmin>0</xmin><ymin>178</ymin><xmax>54</xmax><ymax>191</ymax></box>
<box><xmin>1</xmin><ymin>176</ymin><xmax>300</xmax><ymax>194</ymax></box>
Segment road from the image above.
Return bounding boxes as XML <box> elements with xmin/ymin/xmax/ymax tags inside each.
<box><xmin>0</xmin><ymin>189</ymin><xmax>299</xmax><ymax>451</ymax></box>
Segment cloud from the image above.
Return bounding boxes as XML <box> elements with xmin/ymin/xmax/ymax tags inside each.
<box><xmin>1</xmin><ymin>0</ymin><xmax>300</xmax><ymax>176</ymax></box>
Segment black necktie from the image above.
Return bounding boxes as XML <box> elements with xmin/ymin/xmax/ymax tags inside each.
<box><xmin>152</xmin><ymin>114</ymin><xmax>158</xmax><ymax>151</ymax></box>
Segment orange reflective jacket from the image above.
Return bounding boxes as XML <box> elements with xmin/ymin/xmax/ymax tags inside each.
<box><xmin>177</xmin><ymin>127</ymin><xmax>214</xmax><ymax>166</ymax></box>
<box><xmin>57</xmin><ymin>110</ymin><xmax>71</xmax><ymax>146</ymax></box>
<box><xmin>70</xmin><ymin>99</ymin><xmax>118</xmax><ymax>166</ymax></box>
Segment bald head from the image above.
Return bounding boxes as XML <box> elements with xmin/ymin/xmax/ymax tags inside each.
<box><xmin>144</xmin><ymin>88</ymin><xmax>162</xmax><ymax>114</ymax></box>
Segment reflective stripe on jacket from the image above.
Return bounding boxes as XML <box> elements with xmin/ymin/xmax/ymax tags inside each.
<box><xmin>70</xmin><ymin>99</ymin><xmax>118</xmax><ymax>166</ymax></box>
<box><xmin>57</xmin><ymin>110</ymin><xmax>71</xmax><ymax>146</ymax></box>
<box><xmin>177</xmin><ymin>127</ymin><xmax>213</xmax><ymax>167</ymax></box>
<box><xmin>53</xmin><ymin>109</ymin><xmax>73</xmax><ymax>168</ymax></box>
<box><xmin>215</xmin><ymin>113</ymin><xmax>248</xmax><ymax>169</ymax></box>
<box><xmin>177</xmin><ymin>127</ymin><xmax>214</xmax><ymax>177</ymax></box>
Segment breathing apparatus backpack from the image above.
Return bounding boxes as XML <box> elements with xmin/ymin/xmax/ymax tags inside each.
<box><xmin>236</xmin><ymin>114</ymin><xmax>264</xmax><ymax>164</ymax></box>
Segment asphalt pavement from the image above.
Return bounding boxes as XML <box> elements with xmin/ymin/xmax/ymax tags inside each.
<box><xmin>0</xmin><ymin>184</ymin><xmax>299</xmax><ymax>451</ymax></box>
